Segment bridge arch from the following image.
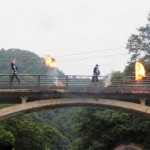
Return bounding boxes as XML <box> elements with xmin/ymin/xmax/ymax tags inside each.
<box><xmin>0</xmin><ymin>98</ymin><xmax>150</xmax><ymax>122</ymax></box>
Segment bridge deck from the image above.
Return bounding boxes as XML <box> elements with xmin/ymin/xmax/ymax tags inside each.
<box><xmin>0</xmin><ymin>74</ymin><xmax>150</xmax><ymax>104</ymax></box>
<box><xmin>0</xmin><ymin>86</ymin><xmax>149</xmax><ymax>104</ymax></box>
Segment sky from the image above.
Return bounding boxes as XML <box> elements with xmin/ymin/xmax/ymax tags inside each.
<box><xmin>0</xmin><ymin>0</ymin><xmax>150</xmax><ymax>76</ymax></box>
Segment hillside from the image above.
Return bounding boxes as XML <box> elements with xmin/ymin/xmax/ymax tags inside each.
<box><xmin>0</xmin><ymin>48</ymin><xmax>64</xmax><ymax>75</ymax></box>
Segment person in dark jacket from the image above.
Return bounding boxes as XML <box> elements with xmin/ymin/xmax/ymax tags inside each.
<box><xmin>10</xmin><ymin>59</ymin><xmax>21</xmax><ymax>86</ymax></box>
<box><xmin>91</xmin><ymin>64</ymin><xmax>100</xmax><ymax>87</ymax></box>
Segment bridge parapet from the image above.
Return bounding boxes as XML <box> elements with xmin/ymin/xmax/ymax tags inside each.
<box><xmin>0</xmin><ymin>74</ymin><xmax>111</xmax><ymax>88</ymax></box>
<box><xmin>0</xmin><ymin>74</ymin><xmax>150</xmax><ymax>106</ymax></box>
<box><xmin>0</xmin><ymin>74</ymin><xmax>150</xmax><ymax>88</ymax></box>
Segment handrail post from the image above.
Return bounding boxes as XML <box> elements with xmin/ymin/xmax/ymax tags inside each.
<box><xmin>38</xmin><ymin>75</ymin><xmax>40</xmax><ymax>87</ymax></box>
<box><xmin>66</xmin><ymin>75</ymin><xmax>68</xmax><ymax>87</ymax></box>
<box><xmin>122</xmin><ymin>76</ymin><xmax>125</xmax><ymax>88</ymax></box>
<box><xmin>9</xmin><ymin>75</ymin><xmax>11</xmax><ymax>86</ymax></box>
<box><xmin>94</xmin><ymin>75</ymin><xmax>96</xmax><ymax>87</ymax></box>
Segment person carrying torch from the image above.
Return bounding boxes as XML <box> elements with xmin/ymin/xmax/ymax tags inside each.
<box><xmin>91</xmin><ymin>64</ymin><xmax>100</xmax><ymax>87</ymax></box>
<box><xmin>10</xmin><ymin>59</ymin><xmax>21</xmax><ymax>86</ymax></box>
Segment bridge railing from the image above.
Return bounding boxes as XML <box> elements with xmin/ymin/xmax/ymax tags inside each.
<box><xmin>122</xmin><ymin>76</ymin><xmax>150</xmax><ymax>87</ymax></box>
<box><xmin>67</xmin><ymin>75</ymin><xmax>123</xmax><ymax>87</ymax></box>
<box><xmin>0</xmin><ymin>74</ymin><xmax>150</xmax><ymax>88</ymax></box>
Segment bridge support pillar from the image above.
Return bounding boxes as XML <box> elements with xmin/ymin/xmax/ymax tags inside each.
<box><xmin>139</xmin><ymin>98</ymin><xmax>146</xmax><ymax>106</ymax></box>
<box><xmin>20</xmin><ymin>96</ymin><xmax>28</xmax><ymax>104</ymax></box>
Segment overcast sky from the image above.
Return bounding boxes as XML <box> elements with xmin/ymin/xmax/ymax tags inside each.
<box><xmin>0</xmin><ymin>0</ymin><xmax>150</xmax><ymax>76</ymax></box>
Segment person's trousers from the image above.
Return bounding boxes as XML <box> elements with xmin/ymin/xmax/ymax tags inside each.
<box><xmin>10</xmin><ymin>74</ymin><xmax>21</xmax><ymax>85</ymax></box>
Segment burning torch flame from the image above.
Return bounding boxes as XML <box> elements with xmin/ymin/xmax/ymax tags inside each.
<box><xmin>59</xmin><ymin>81</ymin><xmax>65</xmax><ymax>87</ymax></box>
<box><xmin>105</xmin><ymin>80</ymin><xmax>109</xmax><ymax>87</ymax></box>
<box><xmin>135</xmin><ymin>61</ymin><xmax>146</xmax><ymax>80</ymax></box>
<box><xmin>45</xmin><ymin>55</ymin><xmax>56</xmax><ymax>68</ymax></box>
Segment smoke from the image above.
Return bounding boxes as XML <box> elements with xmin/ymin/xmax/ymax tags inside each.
<box><xmin>104</xmin><ymin>72</ymin><xmax>113</xmax><ymax>86</ymax></box>
<box><xmin>47</xmin><ymin>68</ymin><xmax>59</xmax><ymax>86</ymax></box>
<box><xmin>51</xmin><ymin>68</ymin><xmax>59</xmax><ymax>85</ymax></box>
<box><xmin>47</xmin><ymin>68</ymin><xmax>60</xmax><ymax>86</ymax></box>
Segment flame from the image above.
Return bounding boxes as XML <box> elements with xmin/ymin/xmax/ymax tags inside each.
<box><xmin>105</xmin><ymin>80</ymin><xmax>109</xmax><ymax>87</ymax></box>
<box><xmin>135</xmin><ymin>61</ymin><xmax>146</xmax><ymax>80</ymax></box>
<box><xmin>59</xmin><ymin>81</ymin><xmax>65</xmax><ymax>87</ymax></box>
<box><xmin>45</xmin><ymin>55</ymin><xmax>56</xmax><ymax>68</ymax></box>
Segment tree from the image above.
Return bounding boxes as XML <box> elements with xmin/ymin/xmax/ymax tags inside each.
<box><xmin>2</xmin><ymin>117</ymin><xmax>62</xmax><ymax>150</ymax></box>
<box><xmin>126</xmin><ymin>13</ymin><xmax>150</xmax><ymax>62</ymax></box>
<box><xmin>0</xmin><ymin>125</ymin><xmax>15</xmax><ymax>147</ymax></box>
<box><xmin>72</xmin><ymin>108</ymin><xmax>150</xmax><ymax>150</ymax></box>
<box><xmin>42</xmin><ymin>125</ymin><xmax>71</xmax><ymax>150</ymax></box>
<box><xmin>27</xmin><ymin>108</ymin><xmax>74</xmax><ymax>149</ymax></box>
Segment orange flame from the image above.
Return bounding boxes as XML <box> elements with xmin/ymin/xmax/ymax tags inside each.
<box><xmin>135</xmin><ymin>61</ymin><xmax>146</xmax><ymax>80</ymax></box>
<box><xmin>59</xmin><ymin>81</ymin><xmax>65</xmax><ymax>87</ymax></box>
<box><xmin>105</xmin><ymin>80</ymin><xmax>109</xmax><ymax>87</ymax></box>
<box><xmin>45</xmin><ymin>55</ymin><xmax>56</xmax><ymax>68</ymax></box>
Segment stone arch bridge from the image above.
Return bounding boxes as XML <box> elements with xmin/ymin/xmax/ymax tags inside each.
<box><xmin>0</xmin><ymin>74</ymin><xmax>150</xmax><ymax>121</ymax></box>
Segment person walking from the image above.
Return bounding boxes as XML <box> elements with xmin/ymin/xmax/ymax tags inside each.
<box><xmin>91</xmin><ymin>64</ymin><xmax>100</xmax><ymax>87</ymax></box>
<box><xmin>10</xmin><ymin>59</ymin><xmax>21</xmax><ymax>86</ymax></box>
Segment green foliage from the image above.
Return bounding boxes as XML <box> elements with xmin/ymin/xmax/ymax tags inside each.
<box><xmin>1</xmin><ymin>118</ymin><xmax>55</xmax><ymax>150</ymax></box>
<box><xmin>110</xmin><ymin>71</ymin><xmax>124</xmax><ymax>85</ymax></box>
<box><xmin>27</xmin><ymin>108</ymin><xmax>74</xmax><ymax>149</ymax></box>
<box><xmin>72</xmin><ymin>108</ymin><xmax>150</xmax><ymax>150</ymax></box>
<box><xmin>0</xmin><ymin>104</ymin><xmax>13</xmax><ymax>109</ymax></box>
<box><xmin>0</xmin><ymin>116</ymin><xmax>69</xmax><ymax>150</ymax></box>
<box><xmin>123</xmin><ymin>62</ymin><xmax>135</xmax><ymax>76</ymax></box>
<box><xmin>126</xmin><ymin>13</ymin><xmax>150</xmax><ymax>62</ymax></box>
<box><xmin>43</xmin><ymin>125</ymin><xmax>60</xmax><ymax>148</ymax></box>
<box><xmin>0</xmin><ymin>125</ymin><xmax>15</xmax><ymax>145</ymax></box>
